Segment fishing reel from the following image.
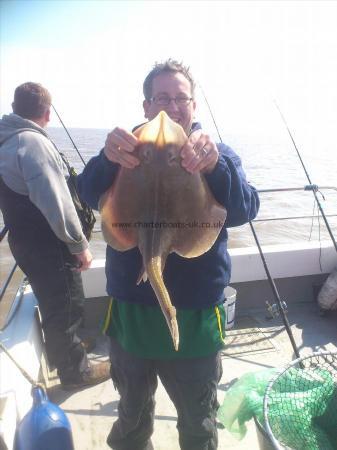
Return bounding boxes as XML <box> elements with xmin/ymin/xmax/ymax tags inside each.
<box><xmin>265</xmin><ymin>300</ymin><xmax>288</xmax><ymax>319</ymax></box>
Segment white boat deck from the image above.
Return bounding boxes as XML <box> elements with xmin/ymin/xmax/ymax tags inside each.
<box><xmin>2</xmin><ymin>242</ymin><xmax>337</xmax><ymax>449</ymax></box>
<box><xmin>47</xmin><ymin>301</ymin><xmax>337</xmax><ymax>450</ymax></box>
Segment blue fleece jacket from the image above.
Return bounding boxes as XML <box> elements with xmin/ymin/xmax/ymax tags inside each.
<box><xmin>77</xmin><ymin>124</ymin><xmax>259</xmax><ymax>309</ymax></box>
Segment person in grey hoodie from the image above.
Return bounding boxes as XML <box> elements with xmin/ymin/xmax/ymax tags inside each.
<box><xmin>0</xmin><ymin>82</ymin><xmax>110</xmax><ymax>389</ymax></box>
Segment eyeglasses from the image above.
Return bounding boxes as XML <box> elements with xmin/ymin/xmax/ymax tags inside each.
<box><xmin>150</xmin><ymin>95</ymin><xmax>193</xmax><ymax>106</ymax></box>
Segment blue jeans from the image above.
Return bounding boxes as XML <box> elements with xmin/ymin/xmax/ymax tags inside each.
<box><xmin>107</xmin><ymin>338</ymin><xmax>222</xmax><ymax>450</ymax></box>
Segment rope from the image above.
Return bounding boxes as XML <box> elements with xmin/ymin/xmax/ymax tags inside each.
<box><xmin>0</xmin><ymin>340</ymin><xmax>41</xmax><ymax>387</ymax></box>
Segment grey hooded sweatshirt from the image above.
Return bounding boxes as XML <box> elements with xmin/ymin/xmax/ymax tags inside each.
<box><xmin>0</xmin><ymin>113</ymin><xmax>88</xmax><ymax>254</ymax></box>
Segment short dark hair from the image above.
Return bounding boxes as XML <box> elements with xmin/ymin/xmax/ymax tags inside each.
<box><xmin>12</xmin><ymin>82</ymin><xmax>51</xmax><ymax>120</ymax></box>
<box><xmin>143</xmin><ymin>59</ymin><xmax>196</xmax><ymax>101</ymax></box>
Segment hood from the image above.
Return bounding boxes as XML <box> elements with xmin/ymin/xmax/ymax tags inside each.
<box><xmin>0</xmin><ymin>113</ymin><xmax>48</xmax><ymax>145</ymax></box>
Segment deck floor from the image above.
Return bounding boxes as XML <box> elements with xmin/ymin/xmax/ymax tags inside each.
<box><xmin>48</xmin><ymin>302</ymin><xmax>337</xmax><ymax>450</ymax></box>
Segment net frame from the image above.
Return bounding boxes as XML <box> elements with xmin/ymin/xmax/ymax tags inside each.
<box><xmin>263</xmin><ymin>350</ymin><xmax>337</xmax><ymax>450</ymax></box>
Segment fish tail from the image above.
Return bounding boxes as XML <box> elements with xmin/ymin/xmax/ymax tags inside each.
<box><xmin>146</xmin><ymin>256</ymin><xmax>179</xmax><ymax>351</ymax></box>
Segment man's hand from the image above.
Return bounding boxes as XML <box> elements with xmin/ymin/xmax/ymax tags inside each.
<box><xmin>74</xmin><ymin>248</ymin><xmax>93</xmax><ymax>272</ymax></box>
<box><xmin>180</xmin><ymin>129</ymin><xmax>219</xmax><ymax>174</ymax></box>
<box><xmin>104</xmin><ymin>127</ymin><xmax>140</xmax><ymax>169</ymax></box>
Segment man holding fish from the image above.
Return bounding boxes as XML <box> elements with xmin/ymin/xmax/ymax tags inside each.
<box><xmin>78</xmin><ymin>59</ymin><xmax>260</xmax><ymax>450</ymax></box>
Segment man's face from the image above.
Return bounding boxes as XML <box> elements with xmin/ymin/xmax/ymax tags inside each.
<box><xmin>143</xmin><ymin>72</ymin><xmax>196</xmax><ymax>134</ymax></box>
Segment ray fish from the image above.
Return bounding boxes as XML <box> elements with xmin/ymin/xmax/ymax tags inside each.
<box><xmin>99</xmin><ymin>111</ymin><xmax>227</xmax><ymax>350</ymax></box>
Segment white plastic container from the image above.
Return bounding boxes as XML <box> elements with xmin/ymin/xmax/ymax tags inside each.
<box><xmin>318</xmin><ymin>267</ymin><xmax>337</xmax><ymax>310</ymax></box>
<box><xmin>223</xmin><ymin>286</ymin><xmax>237</xmax><ymax>330</ymax></box>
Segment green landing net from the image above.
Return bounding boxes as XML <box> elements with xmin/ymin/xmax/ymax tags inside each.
<box><xmin>264</xmin><ymin>352</ymin><xmax>337</xmax><ymax>450</ymax></box>
<box><xmin>217</xmin><ymin>351</ymin><xmax>337</xmax><ymax>450</ymax></box>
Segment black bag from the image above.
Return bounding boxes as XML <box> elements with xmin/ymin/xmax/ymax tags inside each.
<box><xmin>60</xmin><ymin>154</ymin><xmax>96</xmax><ymax>241</ymax></box>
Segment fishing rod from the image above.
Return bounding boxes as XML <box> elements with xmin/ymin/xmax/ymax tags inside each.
<box><xmin>274</xmin><ymin>100</ymin><xmax>337</xmax><ymax>253</ymax></box>
<box><xmin>51</xmin><ymin>104</ymin><xmax>87</xmax><ymax>166</ymax></box>
<box><xmin>0</xmin><ymin>225</ymin><xmax>8</xmax><ymax>243</ymax></box>
<box><xmin>199</xmin><ymin>83</ymin><xmax>302</xmax><ymax>360</ymax></box>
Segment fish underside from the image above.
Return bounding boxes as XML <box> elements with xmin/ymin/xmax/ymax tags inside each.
<box><xmin>99</xmin><ymin>111</ymin><xmax>227</xmax><ymax>350</ymax></box>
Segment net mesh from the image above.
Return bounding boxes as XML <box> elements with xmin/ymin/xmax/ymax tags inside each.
<box><xmin>264</xmin><ymin>352</ymin><xmax>337</xmax><ymax>450</ymax></box>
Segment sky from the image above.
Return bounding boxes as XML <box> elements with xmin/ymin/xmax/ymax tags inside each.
<box><xmin>1</xmin><ymin>0</ymin><xmax>337</xmax><ymax>146</ymax></box>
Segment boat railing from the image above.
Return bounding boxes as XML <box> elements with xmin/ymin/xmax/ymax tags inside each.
<box><xmin>255</xmin><ymin>185</ymin><xmax>337</xmax><ymax>222</ymax></box>
<box><xmin>0</xmin><ymin>225</ymin><xmax>23</xmax><ymax>331</ymax></box>
<box><xmin>1</xmin><ymin>183</ymin><xmax>337</xmax><ymax>326</ymax></box>
<box><xmin>258</xmin><ymin>185</ymin><xmax>337</xmax><ymax>194</ymax></box>
<box><xmin>0</xmin><ymin>225</ymin><xmax>16</xmax><ymax>299</ymax></box>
